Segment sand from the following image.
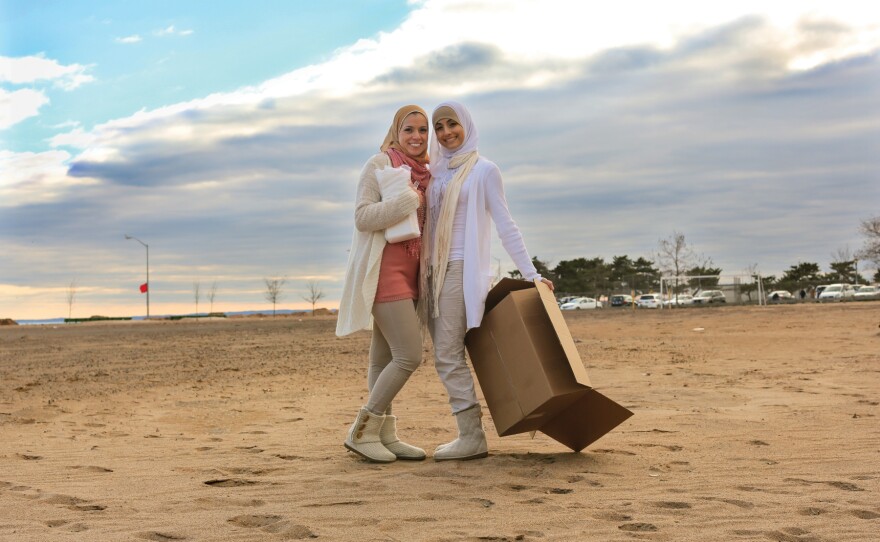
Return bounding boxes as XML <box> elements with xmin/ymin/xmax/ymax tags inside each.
<box><xmin>1</xmin><ymin>303</ymin><xmax>878</xmax><ymax>541</ymax></box>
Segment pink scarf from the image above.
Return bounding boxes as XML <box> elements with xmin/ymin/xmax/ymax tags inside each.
<box><xmin>385</xmin><ymin>147</ymin><xmax>430</xmax><ymax>258</ymax></box>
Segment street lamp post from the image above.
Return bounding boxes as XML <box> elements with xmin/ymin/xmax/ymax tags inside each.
<box><xmin>125</xmin><ymin>234</ymin><xmax>150</xmax><ymax>318</ymax></box>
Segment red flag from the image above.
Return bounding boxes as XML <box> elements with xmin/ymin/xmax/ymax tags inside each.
<box><xmin>139</xmin><ymin>283</ymin><xmax>148</xmax><ymax>293</ymax></box>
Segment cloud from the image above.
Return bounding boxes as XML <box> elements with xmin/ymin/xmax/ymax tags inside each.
<box><xmin>115</xmin><ymin>35</ymin><xmax>143</xmax><ymax>44</ymax></box>
<box><xmin>0</xmin><ymin>54</ymin><xmax>94</xmax><ymax>89</ymax></box>
<box><xmin>0</xmin><ymin>149</ymin><xmax>99</xmax><ymax>207</ymax></box>
<box><xmin>156</xmin><ymin>25</ymin><xmax>193</xmax><ymax>37</ymax></box>
<box><xmin>48</xmin><ymin>127</ymin><xmax>96</xmax><ymax>149</ymax></box>
<box><xmin>0</xmin><ymin>87</ymin><xmax>49</xmax><ymax>129</ymax></box>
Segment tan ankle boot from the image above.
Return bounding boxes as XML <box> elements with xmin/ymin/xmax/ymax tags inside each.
<box><xmin>344</xmin><ymin>407</ymin><xmax>396</xmax><ymax>463</ymax></box>
<box><xmin>433</xmin><ymin>404</ymin><xmax>489</xmax><ymax>461</ymax></box>
<box><xmin>380</xmin><ymin>415</ymin><xmax>426</xmax><ymax>460</ymax></box>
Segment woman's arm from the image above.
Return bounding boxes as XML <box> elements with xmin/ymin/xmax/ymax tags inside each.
<box><xmin>483</xmin><ymin>165</ymin><xmax>542</xmax><ymax>281</ymax></box>
<box><xmin>354</xmin><ymin>155</ymin><xmax>420</xmax><ymax>233</ymax></box>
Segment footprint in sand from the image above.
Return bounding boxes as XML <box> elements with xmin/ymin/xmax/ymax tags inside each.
<box><xmin>234</xmin><ymin>446</ymin><xmax>265</xmax><ymax>454</ymax></box>
<box><xmin>592</xmin><ymin>448</ymin><xmax>636</xmax><ymax>456</ymax></box>
<box><xmin>229</xmin><ymin>514</ymin><xmax>283</xmax><ymax>528</ymax></box>
<box><xmin>655</xmin><ymin>501</ymin><xmax>691</xmax><ymax>509</ymax></box>
<box><xmin>593</xmin><ymin>511</ymin><xmax>632</xmax><ymax>522</ymax></box>
<box><xmin>45</xmin><ymin>519</ymin><xmax>88</xmax><ymax>532</ymax></box>
<box><xmin>69</xmin><ymin>465</ymin><xmax>113</xmax><ymax>473</ymax></box>
<box><xmin>16</xmin><ymin>453</ymin><xmax>43</xmax><ymax>460</ymax></box>
<box><xmin>784</xmin><ymin>477</ymin><xmax>864</xmax><ymax>492</ymax></box>
<box><xmin>228</xmin><ymin>515</ymin><xmax>316</xmax><ymax>539</ymax></box>
<box><xmin>618</xmin><ymin>522</ymin><xmax>658</xmax><ymax>532</ymax></box>
<box><xmin>204</xmin><ymin>478</ymin><xmax>261</xmax><ymax>487</ymax></box>
<box><xmin>850</xmin><ymin>509</ymin><xmax>880</xmax><ymax>519</ymax></box>
<box><xmin>546</xmin><ymin>488</ymin><xmax>573</xmax><ymax>495</ymax></box>
<box><xmin>42</xmin><ymin>493</ymin><xmax>107</xmax><ymax>511</ymax></box>
<box><xmin>702</xmin><ymin>497</ymin><xmax>754</xmax><ymax>509</ymax></box>
<box><xmin>136</xmin><ymin>532</ymin><xmax>187</xmax><ymax>541</ymax></box>
<box><xmin>274</xmin><ymin>453</ymin><xmax>304</xmax><ymax>461</ymax></box>
<box><xmin>765</xmin><ymin>527</ymin><xmax>814</xmax><ymax>541</ymax></box>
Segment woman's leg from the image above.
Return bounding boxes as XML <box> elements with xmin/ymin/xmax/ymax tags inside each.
<box><xmin>345</xmin><ymin>299</ymin><xmax>424</xmax><ymax>462</ymax></box>
<box><xmin>367</xmin><ymin>321</ymin><xmax>392</xmax><ymax>413</ymax></box>
<box><xmin>429</xmin><ymin>260</ymin><xmax>478</xmax><ymax>413</ymax></box>
<box><xmin>365</xmin><ymin>299</ymin><xmax>422</xmax><ymax>414</ymax></box>
<box><xmin>428</xmin><ymin>260</ymin><xmax>487</xmax><ymax>460</ymax></box>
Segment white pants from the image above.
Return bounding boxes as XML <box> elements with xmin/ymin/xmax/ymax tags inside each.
<box><xmin>429</xmin><ymin>260</ymin><xmax>479</xmax><ymax>414</ymax></box>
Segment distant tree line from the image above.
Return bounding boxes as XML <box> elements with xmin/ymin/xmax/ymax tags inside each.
<box><xmin>507</xmin><ymin>221</ymin><xmax>880</xmax><ymax>299</ymax></box>
<box><xmin>509</xmin><ymin>254</ymin><xmax>720</xmax><ymax>298</ymax></box>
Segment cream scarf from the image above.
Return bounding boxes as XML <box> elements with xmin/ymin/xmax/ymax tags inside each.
<box><xmin>428</xmin><ymin>150</ymin><xmax>479</xmax><ymax>318</ymax></box>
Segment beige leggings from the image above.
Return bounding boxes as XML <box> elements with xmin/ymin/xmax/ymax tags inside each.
<box><xmin>365</xmin><ymin>298</ymin><xmax>422</xmax><ymax>414</ymax></box>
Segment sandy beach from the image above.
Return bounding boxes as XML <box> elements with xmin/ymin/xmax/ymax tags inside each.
<box><xmin>1</xmin><ymin>303</ymin><xmax>878</xmax><ymax>541</ymax></box>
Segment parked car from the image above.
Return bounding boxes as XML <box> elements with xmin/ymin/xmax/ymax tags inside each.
<box><xmin>556</xmin><ymin>296</ymin><xmax>578</xmax><ymax>306</ymax></box>
<box><xmin>814</xmin><ymin>285</ymin><xmax>830</xmax><ymax>299</ymax></box>
<box><xmin>560</xmin><ymin>297</ymin><xmax>602</xmax><ymax>310</ymax></box>
<box><xmin>609</xmin><ymin>294</ymin><xmax>633</xmax><ymax>307</ymax></box>
<box><xmin>818</xmin><ymin>284</ymin><xmax>855</xmax><ymax>302</ymax></box>
<box><xmin>663</xmin><ymin>294</ymin><xmax>694</xmax><ymax>306</ymax></box>
<box><xmin>636</xmin><ymin>293</ymin><xmax>663</xmax><ymax>309</ymax></box>
<box><xmin>853</xmin><ymin>285</ymin><xmax>879</xmax><ymax>300</ymax></box>
<box><xmin>692</xmin><ymin>290</ymin><xmax>726</xmax><ymax>304</ymax></box>
<box><xmin>768</xmin><ymin>290</ymin><xmax>792</xmax><ymax>302</ymax></box>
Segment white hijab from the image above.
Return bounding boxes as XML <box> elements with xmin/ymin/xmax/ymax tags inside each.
<box><xmin>429</xmin><ymin>100</ymin><xmax>480</xmax><ymax>174</ymax></box>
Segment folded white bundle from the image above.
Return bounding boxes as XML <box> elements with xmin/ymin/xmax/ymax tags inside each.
<box><xmin>375</xmin><ymin>165</ymin><xmax>420</xmax><ymax>243</ymax></box>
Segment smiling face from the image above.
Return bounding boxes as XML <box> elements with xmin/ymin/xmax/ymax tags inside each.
<box><xmin>398</xmin><ymin>112</ymin><xmax>429</xmax><ymax>159</ymax></box>
<box><xmin>434</xmin><ymin>117</ymin><xmax>465</xmax><ymax>151</ymax></box>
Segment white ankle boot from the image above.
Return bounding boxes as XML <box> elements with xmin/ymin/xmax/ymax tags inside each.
<box><xmin>380</xmin><ymin>415</ymin><xmax>426</xmax><ymax>460</ymax></box>
<box><xmin>433</xmin><ymin>404</ymin><xmax>489</xmax><ymax>461</ymax></box>
<box><xmin>344</xmin><ymin>407</ymin><xmax>396</xmax><ymax>463</ymax></box>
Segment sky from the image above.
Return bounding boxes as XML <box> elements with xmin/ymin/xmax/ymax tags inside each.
<box><xmin>2</xmin><ymin>0</ymin><xmax>879</xmax><ymax>320</ymax></box>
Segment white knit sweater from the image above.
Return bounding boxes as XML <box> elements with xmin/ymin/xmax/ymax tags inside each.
<box><xmin>336</xmin><ymin>153</ymin><xmax>421</xmax><ymax>337</ymax></box>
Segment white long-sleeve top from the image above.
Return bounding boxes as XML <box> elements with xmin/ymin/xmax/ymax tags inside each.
<box><xmin>429</xmin><ymin>156</ymin><xmax>541</xmax><ymax>330</ymax></box>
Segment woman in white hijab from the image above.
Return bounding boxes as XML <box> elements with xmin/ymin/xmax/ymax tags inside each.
<box><xmin>424</xmin><ymin>100</ymin><xmax>554</xmax><ymax>460</ymax></box>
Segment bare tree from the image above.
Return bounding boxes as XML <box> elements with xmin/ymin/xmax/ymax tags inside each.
<box><xmin>829</xmin><ymin>245</ymin><xmax>863</xmax><ymax>284</ymax></box>
<box><xmin>193</xmin><ymin>280</ymin><xmax>201</xmax><ymax>316</ymax></box>
<box><xmin>857</xmin><ymin>215</ymin><xmax>880</xmax><ymax>265</ymax></box>
<box><xmin>264</xmin><ymin>277</ymin><xmax>286</xmax><ymax>317</ymax></box>
<box><xmin>831</xmin><ymin>246</ymin><xmax>854</xmax><ymax>265</ymax></box>
<box><xmin>66</xmin><ymin>279</ymin><xmax>77</xmax><ymax>319</ymax></box>
<box><xmin>207</xmin><ymin>281</ymin><xmax>218</xmax><ymax>314</ymax></box>
<box><xmin>302</xmin><ymin>280</ymin><xmax>325</xmax><ymax>316</ymax></box>
<box><xmin>654</xmin><ymin>231</ymin><xmax>697</xmax><ymax>296</ymax></box>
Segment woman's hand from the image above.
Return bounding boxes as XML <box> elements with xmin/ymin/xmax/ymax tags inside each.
<box><xmin>541</xmin><ymin>278</ymin><xmax>554</xmax><ymax>291</ymax></box>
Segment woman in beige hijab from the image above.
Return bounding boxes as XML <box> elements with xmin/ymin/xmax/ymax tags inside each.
<box><xmin>336</xmin><ymin>105</ymin><xmax>432</xmax><ymax>463</ymax></box>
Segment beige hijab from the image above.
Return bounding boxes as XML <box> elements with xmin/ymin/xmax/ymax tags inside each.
<box><xmin>380</xmin><ymin>104</ymin><xmax>430</xmax><ymax>163</ymax></box>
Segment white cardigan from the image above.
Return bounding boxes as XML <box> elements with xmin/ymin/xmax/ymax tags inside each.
<box><xmin>433</xmin><ymin>157</ymin><xmax>541</xmax><ymax>330</ymax></box>
<box><xmin>336</xmin><ymin>153</ymin><xmax>420</xmax><ymax>337</ymax></box>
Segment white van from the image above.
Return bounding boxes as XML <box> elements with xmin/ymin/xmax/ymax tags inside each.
<box><xmin>818</xmin><ymin>284</ymin><xmax>855</xmax><ymax>301</ymax></box>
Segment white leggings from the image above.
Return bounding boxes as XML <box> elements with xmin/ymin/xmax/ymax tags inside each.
<box><xmin>365</xmin><ymin>298</ymin><xmax>422</xmax><ymax>414</ymax></box>
<box><xmin>429</xmin><ymin>260</ymin><xmax>479</xmax><ymax>414</ymax></box>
